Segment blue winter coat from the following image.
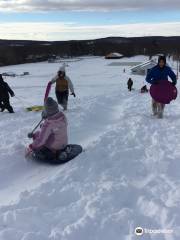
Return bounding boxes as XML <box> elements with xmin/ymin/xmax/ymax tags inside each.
<box><xmin>146</xmin><ymin>65</ymin><xmax>177</xmax><ymax>85</ymax></box>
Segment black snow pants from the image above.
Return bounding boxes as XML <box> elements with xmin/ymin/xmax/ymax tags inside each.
<box><xmin>56</xmin><ymin>90</ymin><xmax>69</xmax><ymax>110</ymax></box>
<box><xmin>33</xmin><ymin>147</ymin><xmax>56</xmax><ymax>162</ymax></box>
<box><xmin>128</xmin><ymin>84</ymin><xmax>133</xmax><ymax>91</ymax></box>
<box><xmin>0</xmin><ymin>97</ymin><xmax>14</xmax><ymax>113</ymax></box>
<box><xmin>33</xmin><ymin>147</ymin><xmax>69</xmax><ymax>165</ymax></box>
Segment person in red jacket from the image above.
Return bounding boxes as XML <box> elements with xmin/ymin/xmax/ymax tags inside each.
<box><xmin>0</xmin><ymin>74</ymin><xmax>15</xmax><ymax>113</ymax></box>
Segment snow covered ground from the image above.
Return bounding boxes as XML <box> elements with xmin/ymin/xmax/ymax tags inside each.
<box><xmin>0</xmin><ymin>56</ymin><xmax>180</xmax><ymax>240</ymax></box>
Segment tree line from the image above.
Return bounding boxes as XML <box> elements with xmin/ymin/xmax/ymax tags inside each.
<box><xmin>0</xmin><ymin>36</ymin><xmax>180</xmax><ymax>66</ymax></box>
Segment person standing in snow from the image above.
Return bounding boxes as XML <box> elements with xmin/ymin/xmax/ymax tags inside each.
<box><xmin>0</xmin><ymin>74</ymin><xmax>15</xmax><ymax>113</ymax></box>
<box><xmin>127</xmin><ymin>78</ymin><xmax>133</xmax><ymax>91</ymax></box>
<box><xmin>50</xmin><ymin>65</ymin><xmax>75</xmax><ymax>111</ymax></box>
<box><xmin>26</xmin><ymin>97</ymin><xmax>68</xmax><ymax>161</ymax></box>
<box><xmin>146</xmin><ymin>55</ymin><xmax>177</xmax><ymax>118</ymax></box>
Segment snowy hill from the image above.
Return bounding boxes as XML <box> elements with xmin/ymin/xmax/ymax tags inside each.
<box><xmin>0</xmin><ymin>56</ymin><xmax>180</xmax><ymax>240</ymax></box>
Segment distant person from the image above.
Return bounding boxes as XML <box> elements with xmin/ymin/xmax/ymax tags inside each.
<box><xmin>127</xmin><ymin>78</ymin><xmax>133</xmax><ymax>91</ymax></box>
<box><xmin>50</xmin><ymin>65</ymin><xmax>75</xmax><ymax>111</ymax></box>
<box><xmin>146</xmin><ymin>55</ymin><xmax>177</xmax><ymax>118</ymax></box>
<box><xmin>123</xmin><ymin>68</ymin><xmax>126</xmax><ymax>73</ymax></box>
<box><xmin>0</xmin><ymin>74</ymin><xmax>15</xmax><ymax>113</ymax></box>
<box><xmin>140</xmin><ymin>85</ymin><xmax>148</xmax><ymax>93</ymax></box>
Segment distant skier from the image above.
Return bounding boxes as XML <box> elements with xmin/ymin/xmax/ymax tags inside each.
<box><xmin>140</xmin><ymin>85</ymin><xmax>148</xmax><ymax>93</ymax></box>
<box><xmin>127</xmin><ymin>78</ymin><xmax>133</xmax><ymax>91</ymax></box>
<box><xmin>146</xmin><ymin>55</ymin><xmax>177</xmax><ymax>118</ymax></box>
<box><xmin>26</xmin><ymin>97</ymin><xmax>68</xmax><ymax>161</ymax></box>
<box><xmin>50</xmin><ymin>65</ymin><xmax>75</xmax><ymax>111</ymax></box>
<box><xmin>0</xmin><ymin>74</ymin><xmax>15</xmax><ymax>113</ymax></box>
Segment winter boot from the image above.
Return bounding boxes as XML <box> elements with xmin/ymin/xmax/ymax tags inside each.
<box><xmin>152</xmin><ymin>99</ymin><xmax>158</xmax><ymax>116</ymax></box>
<box><xmin>63</xmin><ymin>102</ymin><xmax>68</xmax><ymax>111</ymax></box>
<box><xmin>8</xmin><ymin>106</ymin><xmax>14</xmax><ymax>113</ymax></box>
<box><xmin>157</xmin><ymin>103</ymin><xmax>165</xmax><ymax>119</ymax></box>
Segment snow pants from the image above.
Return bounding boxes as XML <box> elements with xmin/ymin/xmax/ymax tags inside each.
<box><xmin>128</xmin><ymin>84</ymin><xmax>133</xmax><ymax>91</ymax></box>
<box><xmin>33</xmin><ymin>147</ymin><xmax>56</xmax><ymax>162</ymax></box>
<box><xmin>56</xmin><ymin>90</ymin><xmax>69</xmax><ymax>110</ymax></box>
<box><xmin>152</xmin><ymin>99</ymin><xmax>165</xmax><ymax>118</ymax></box>
<box><xmin>0</xmin><ymin>97</ymin><xmax>14</xmax><ymax>113</ymax></box>
<box><xmin>33</xmin><ymin>146</ymin><xmax>74</xmax><ymax>165</ymax></box>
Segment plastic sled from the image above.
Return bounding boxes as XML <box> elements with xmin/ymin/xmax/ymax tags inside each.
<box><xmin>26</xmin><ymin>106</ymin><xmax>44</xmax><ymax>112</ymax></box>
<box><xmin>33</xmin><ymin>144</ymin><xmax>83</xmax><ymax>165</ymax></box>
<box><xmin>150</xmin><ymin>81</ymin><xmax>178</xmax><ymax>104</ymax></box>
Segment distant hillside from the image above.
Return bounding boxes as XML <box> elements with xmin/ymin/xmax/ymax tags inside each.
<box><xmin>0</xmin><ymin>36</ymin><xmax>180</xmax><ymax>66</ymax></box>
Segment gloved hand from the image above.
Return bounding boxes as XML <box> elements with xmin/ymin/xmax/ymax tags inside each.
<box><xmin>71</xmin><ymin>93</ymin><xmax>76</xmax><ymax>98</ymax></box>
<box><xmin>27</xmin><ymin>132</ymin><xmax>34</xmax><ymax>139</ymax></box>
<box><xmin>172</xmin><ymin>81</ymin><xmax>177</xmax><ymax>86</ymax></box>
<box><xmin>11</xmin><ymin>93</ymin><xmax>15</xmax><ymax>97</ymax></box>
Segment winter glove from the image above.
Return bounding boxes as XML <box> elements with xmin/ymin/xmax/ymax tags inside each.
<box><xmin>172</xmin><ymin>81</ymin><xmax>177</xmax><ymax>86</ymax></box>
<box><xmin>71</xmin><ymin>93</ymin><xmax>76</xmax><ymax>98</ymax></box>
<box><xmin>27</xmin><ymin>132</ymin><xmax>34</xmax><ymax>139</ymax></box>
<box><xmin>11</xmin><ymin>93</ymin><xmax>15</xmax><ymax>97</ymax></box>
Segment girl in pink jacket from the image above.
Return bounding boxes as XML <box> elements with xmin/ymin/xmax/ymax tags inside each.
<box><xmin>26</xmin><ymin>97</ymin><xmax>68</xmax><ymax>162</ymax></box>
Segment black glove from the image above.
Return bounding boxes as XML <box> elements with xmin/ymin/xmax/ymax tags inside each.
<box><xmin>172</xmin><ymin>81</ymin><xmax>177</xmax><ymax>86</ymax></box>
<box><xmin>27</xmin><ymin>132</ymin><xmax>34</xmax><ymax>139</ymax></box>
<box><xmin>71</xmin><ymin>93</ymin><xmax>76</xmax><ymax>98</ymax></box>
<box><xmin>11</xmin><ymin>93</ymin><xmax>15</xmax><ymax>97</ymax></box>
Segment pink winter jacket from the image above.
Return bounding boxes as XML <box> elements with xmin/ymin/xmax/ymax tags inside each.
<box><xmin>31</xmin><ymin>112</ymin><xmax>68</xmax><ymax>151</ymax></box>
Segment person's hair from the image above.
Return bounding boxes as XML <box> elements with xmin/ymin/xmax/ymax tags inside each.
<box><xmin>58</xmin><ymin>71</ymin><xmax>65</xmax><ymax>78</ymax></box>
<box><xmin>158</xmin><ymin>55</ymin><xmax>166</xmax><ymax>65</ymax></box>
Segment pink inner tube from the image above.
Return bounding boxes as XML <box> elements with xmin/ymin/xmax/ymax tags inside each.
<box><xmin>150</xmin><ymin>80</ymin><xmax>178</xmax><ymax>104</ymax></box>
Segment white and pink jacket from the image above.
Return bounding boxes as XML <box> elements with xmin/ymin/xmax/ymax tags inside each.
<box><xmin>31</xmin><ymin>112</ymin><xmax>68</xmax><ymax>152</ymax></box>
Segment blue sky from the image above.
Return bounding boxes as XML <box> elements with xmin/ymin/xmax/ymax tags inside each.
<box><xmin>0</xmin><ymin>0</ymin><xmax>180</xmax><ymax>40</ymax></box>
<box><xmin>1</xmin><ymin>10</ymin><xmax>180</xmax><ymax>25</ymax></box>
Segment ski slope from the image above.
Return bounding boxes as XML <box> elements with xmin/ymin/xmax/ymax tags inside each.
<box><xmin>0</xmin><ymin>56</ymin><xmax>180</xmax><ymax>240</ymax></box>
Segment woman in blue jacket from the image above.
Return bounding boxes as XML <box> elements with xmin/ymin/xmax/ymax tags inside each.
<box><xmin>146</xmin><ymin>56</ymin><xmax>177</xmax><ymax>118</ymax></box>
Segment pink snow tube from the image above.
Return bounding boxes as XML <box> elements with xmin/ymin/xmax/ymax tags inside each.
<box><xmin>150</xmin><ymin>80</ymin><xmax>178</xmax><ymax>104</ymax></box>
